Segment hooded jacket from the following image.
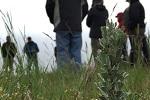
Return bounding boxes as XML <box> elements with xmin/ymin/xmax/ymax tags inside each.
<box><xmin>127</xmin><ymin>0</ymin><xmax>145</xmax><ymax>30</ymax></box>
<box><xmin>46</xmin><ymin>0</ymin><xmax>88</xmax><ymax>33</ymax></box>
<box><xmin>86</xmin><ymin>5</ymin><xmax>108</xmax><ymax>39</ymax></box>
<box><xmin>116</xmin><ymin>12</ymin><xmax>124</xmax><ymax>29</ymax></box>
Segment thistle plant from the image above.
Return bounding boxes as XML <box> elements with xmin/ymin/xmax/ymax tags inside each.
<box><xmin>96</xmin><ymin>21</ymin><xmax>128</xmax><ymax>100</ymax></box>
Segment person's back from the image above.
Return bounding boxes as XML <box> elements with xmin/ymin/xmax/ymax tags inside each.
<box><xmin>128</xmin><ymin>0</ymin><xmax>145</xmax><ymax>31</ymax></box>
<box><xmin>125</xmin><ymin>0</ymin><xmax>149</xmax><ymax>65</ymax></box>
<box><xmin>24</xmin><ymin>41</ymin><xmax>39</xmax><ymax>57</ymax></box>
<box><xmin>46</xmin><ymin>0</ymin><xmax>88</xmax><ymax>68</ymax></box>
<box><xmin>86</xmin><ymin>2</ymin><xmax>108</xmax><ymax>39</ymax></box>
<box><xmin>24</xmin><ymin>37</ymin><xmax>39</xmax><ymax>71</ymax></box>
<box><xmin>115</xmin><ymin>12</ymin><xmax>128</xmax><ymax>61</ymax></box>
<box><xmin>46</xmin><ymin>0</ymin><xmax>88</xmax><ymax>32</ymax></box>
<box><xmin>86</xmin><ymin>0</ymin><xmax>108</xmax><ymax>65</ymax></box>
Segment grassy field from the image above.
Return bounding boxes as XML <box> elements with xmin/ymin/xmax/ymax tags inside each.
<box><xmin>0</xmin><ymin>65</ymin><xmax>150</xmax><ymax>100</ymax></box>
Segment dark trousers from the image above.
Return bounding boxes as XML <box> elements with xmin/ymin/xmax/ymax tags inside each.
<box><xmin>91</xmin><ymin>38</ymin><xmax>102</xmax><ymax>65</ymax></box>
<box><xmin>27</xmin><ymin>54</ymin><xmax>39</xmax><ymax>72</ymax></box>
<box><xmin>122</xmin><ymin>38</ymin><xmax>128</xmax><ymax>60</ymax></box>
<box><xmin>129</xmin><ymin>28</ymin><xmax>149</xmax><ymax>65</ymax></box>
<box><xmin>2</xmin><ymin>56</ymin><xmax>14</xmax><ymax>72</ymax></box>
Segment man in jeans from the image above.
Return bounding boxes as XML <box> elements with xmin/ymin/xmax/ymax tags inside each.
<box><xmin>45</xmin><ymin>0</ymin><xmax>88</xmax><ymax>68</ymax></box>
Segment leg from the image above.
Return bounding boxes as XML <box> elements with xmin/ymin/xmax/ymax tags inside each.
<box><xmin>2</xmin><ymin>58</ymin><xmax>8</xmax><ymax>72</ymax></box>
<box><xmin>139</xmin><ymin>28</ymin><xmax>150</xmax><ymax>64</ymax></box>
<box><xmin>129</xmin><ymin>36</ymin><xmax>137</xmax><ymax>65</ymax></box>
<box><xmin>122</xmin><ymin>38</ymin><xmax>128</xmax><ymax>61</ymax></box>
<box><xmin>69</xmin><ymin>32</ymin><xmax>82</xmax><ymax>71</ymax></box>
<box><xmin>8</xmin><ymin>57</ymin><xmax>14</xmax><ymax>72</ymax></box>
<box><xmin>33</xmin><ymin>55</ymin><xmax>39</xmax><ymax>73</ymax></box>
<box><xmin>70</xmin><ymin>32</ymin><xmax>82</xmax><ymax>64</ymax></box>
<box><xmin>27</xmin><ymin>57</ymin><xmax>32</xmax><ymax>72</ymax></box>
<box><xmin>54</xmin><ymin>47</ymin><xmax>57</xmax><ymax>62</ymax></box>
<box><xmin>56</xmin><ymin>32</ymin><xmax>71</xmax><ymax>67</ymax></box>
<box><xmin>91</xmin><ymin>38</ymin><xmax>100</xmax><ymax>63</ymax></box>
<box><xmin>142</xmin><ymin>36</ymin><xmax>149</xmax><ymax>63</ymax></box>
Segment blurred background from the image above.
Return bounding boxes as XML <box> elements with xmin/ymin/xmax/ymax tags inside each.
<box><xmin>0</xmin><ymin>0</ymin><xmax>149</xmax><ymax>70</ymax></box>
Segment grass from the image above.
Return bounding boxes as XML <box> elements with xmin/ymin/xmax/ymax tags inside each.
<box><xmin>125</xmin><ymin>67</ymin><xmax>150</xmax><ymax>99</ymax></box>
<box><xmin>0</xmin><ymin>65</ymin><xmax>150</xmax><ymax>100</ymax></box>
<box><xmin>0</xmin><ymin>66</ymin><xmax>94</xmax><ymax>99</ymax></box>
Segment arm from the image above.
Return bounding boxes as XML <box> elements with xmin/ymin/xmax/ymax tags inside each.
<box><xmin>82</xmin><ymin>0</ymin><xmax>88</xmax><ymax>20</ymax></box>
<box><xmin>35</xmin><ymin>43</ymin><xmax>39</xmax><ymax>53</ymax></box>
<box><xmin>45</xmin><ymin>0</ymin><xmax>55</xmax><ymax>24</ymax></box>
<box><xmin>138</xmin><ymin>4</ymin><xmax>145</xmax><ymax>25</ymax></box>
<box><xmin>12</xmin><ymin>43</ymin><xmax>17</xmax><ymax>56</ymax></box>
<box><xmin>1</xmin><ymin>44</ymin><xmax>6</xmax><ymax>58</ymax></box>
<box><xmin>105</xmin><ymin>9</ymin><xmax>109</xmax><ymax>20</ymax></box>
<box><xmin>23</xmin><ymin>44</ymin><xmax>27</xmax><ymax>54</ymax></box>
<box><xmin>86</xmin><ymin>11</ymin><xmax>92</xmax><ymax>27</ymax></box>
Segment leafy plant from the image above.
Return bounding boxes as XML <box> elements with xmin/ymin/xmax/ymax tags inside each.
<box><xmin>96</xmin><ymin>21</ymin><xmax>128</xmax><ymax>100</ymax></box>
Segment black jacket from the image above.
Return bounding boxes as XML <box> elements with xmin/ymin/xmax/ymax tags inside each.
<box><xmin>86</xmin><ymin>5</ymin><xmax>108</xmax><ymax>39</ymax></box>
<box><xmin>127</xmin><ymin>0</ymin><xmax>145</xmax><ymax>30</ymax></box>
<box><xmin>23</xmin><ymin>41</ymin><xmax>39</xmax><ymax>57</ymax></box>
<box><xmin>46</xmin><ymin>0</ymin><xmax>88</xmax><ymax>33</ymax></box>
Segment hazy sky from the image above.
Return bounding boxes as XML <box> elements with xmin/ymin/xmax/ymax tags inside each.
<box><xmin>0</xmin><ymin>0</ymin><xmax>149</xmax><ymax>36</ymax></box>
<box><xmin>0</xmin><ymin>0</ymin><xmax>149</xmax><ymax>68</ymax></box>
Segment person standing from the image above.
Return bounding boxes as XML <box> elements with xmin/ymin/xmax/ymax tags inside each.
<box><xmin>86</xmin><ymin>0</ymin><xmax>108</xmax><ymax>64</ymax></box>
<box><xmin>45</xmin><ymin>0</ymin><xmax>88</xmax><ymax>68</ymax></box>
<box><xmin>124</xmin><ymin>0</ymin><xmax>149</xmax><ymax>65</ymax></box>
<box><xmin>115</xmin><ymin>12</ymin><xmax>128</xmax><ymax>61</ymax></box>
<box><xmin>1</xmin><ymin>36</ymin><xmax>17</xmax><ymax>72</ymax></box>
<box><xmin>23</xmin><ymin>37</ymin><xmax>39</xmax><ymax>72</ymax></box>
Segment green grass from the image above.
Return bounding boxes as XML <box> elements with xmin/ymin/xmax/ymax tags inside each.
<box><xmin>0</xmin><ymin>66</ymin><xmax>94</xmax><ymax>100</ymax></box>
<box><xmin>125</xmin><ymin>67</ymin><xmax>150</xmax><ymax>99</ymax></box>
<box><xmin>0</xmin><ymin>65</ymin><xmax>150</xmax><ymax>100</ymax></box>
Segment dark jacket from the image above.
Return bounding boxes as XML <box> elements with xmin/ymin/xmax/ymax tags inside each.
<box><xmin>1</xmin><ymin>42</ymin><xmax>17</xmax><ymax>58</ymax></box>
<box><xmin>23</xmin><ymin>41</ymin><xmax>39</xmax><ymax>57</ymax></box>
<box><xmin>123</xmin><ymin>8</ymin><xmax>129</xmax><ymax>28</ymax></box>
<box><xmin>86</xmin><ymin>5</ymin><xmax>108</xmax><ymax>39</ymax></box>
<box><xmin>46</xmin><ymin>0</ymin><xmax>88</xmax><ymax>33</ymax></box>
<box><xmin>127</xmin><ymin>0</ymin><xmax>145</xmax><ymax>30</ymax></box>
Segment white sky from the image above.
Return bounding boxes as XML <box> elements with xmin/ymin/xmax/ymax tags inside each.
<box><xmin>0</xmin><ymin>0</ymin><xmax>149</xmax><ymax>68</ymax></box>
<box><xmin>0</xmin><ymin>0</ymin><xmax>149</xmax><ymax>36</ymax></box>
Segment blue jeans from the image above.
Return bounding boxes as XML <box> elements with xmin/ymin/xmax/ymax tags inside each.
<box><xmin>56</xmin><ymin>32</ymin><xmax>82</xmax><ymax>67</ymax></box>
